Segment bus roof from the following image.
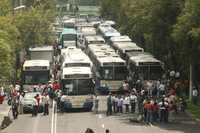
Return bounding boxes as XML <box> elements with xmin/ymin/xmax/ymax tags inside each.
<box><xmin>85</xmin><ymin>36</ymin><xmax>105</xmax><ymax>43</ymax></box>
<box><xmin>23</xmin><ymin>60</ymin><xmax>50</xmax><ymax>68</ymax></box>
<box><xmin>99</xmin><ymin>25</ymin><xmax>121</xmax><ymax>37</ymax></box>
<box><xmin>79</xmin><ymin>27</ymin><xmax>96</xmax><ymax>36</ymax></box>
<box><xmin>29</xmin><ymin>46</ymin><xmax>53</xmax><ymax>52</ymax></box>
<box><xmin>110</xmin><ymin>35</ymin><xmax>132</xmax><ymax>43</ymax></box>
<box><xmin>62</xmin><ymin>48</ymin><xmax>92</xmax><ymax>67</ymax></box>
<box><xmin>129</xmin><ymin>53</ymin><xmax>162</xmax><ymax>66</ymax></box>
<box><xmin>112</xmin><ymin>42</ymin><xmax>144</xmax><ymax>53</ymax></box>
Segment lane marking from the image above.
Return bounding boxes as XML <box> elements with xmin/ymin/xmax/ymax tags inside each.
<box><xmin>98</xmin><ymin>114</ymin><xmax>102</xmax><ymax>119</ymax></box>
<box><xmin>54</xmin><ymin>103</ymin><xmax>57</xmax><ymax>133</ymax></box>
<box><xmin>51</xmin><ymin>100</ymin><xmax>55</xmax><ymax>133</ymax></box>
<box><xmin>101</xmin><ymin>124</ymin><xmax>105</xmax><ymax>129</ymax></box>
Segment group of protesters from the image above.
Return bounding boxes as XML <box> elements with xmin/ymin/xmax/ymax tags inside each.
<box><xmin>106</xmin><ymin>79</ymin><xmax>187</xmax><ymax>124</ymax></box>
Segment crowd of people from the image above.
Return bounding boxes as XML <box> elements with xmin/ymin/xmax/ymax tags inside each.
<box><xmin>6</xmin><ymin>80</ymin><xmax>62</xmax><ymax>119</ymax></box>
<box><xmin>105</xmin><ymin>79</ymin><xmax>188</xmax><ymax>124</ymax></box>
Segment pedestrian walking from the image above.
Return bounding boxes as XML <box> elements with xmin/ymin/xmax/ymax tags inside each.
<box><xmin>106</xmin><ymin>93</ymin><xmax>112</xmax><ymax>116</ymax></box>
<box><xmin>130</xmin><ymin>93</ymin><xmax>137</xmax><ymax>113</ymax></box>
<box><xmin>94</xmin><ymin>95</ymin><xmax>99</xmax><ymax>114</ymax></box>
<box><xmin>11</xmin><ymin>97</ymin><xmax>19</xmax><ymax>119</ymax></box>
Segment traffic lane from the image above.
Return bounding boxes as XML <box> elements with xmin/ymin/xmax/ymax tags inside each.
<box><xmin>3</xmin><ymin>113</ymin><xmax>52</xmax><ymax>133</ymax></box>
<box><xmin>56</xmin><ymin>111</ymin><xmax>200</xmax><ymax>133</ymax></box>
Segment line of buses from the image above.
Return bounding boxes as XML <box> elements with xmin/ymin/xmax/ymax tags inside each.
<box><xmin>21</xmin><ymin>14</ymin><xmax>164</xmax><ymax>110</ymax></box>
<box><xmin>54</xmin><ymin>14</ymin><xmax>164</xmax><ymax>110</ymax></box>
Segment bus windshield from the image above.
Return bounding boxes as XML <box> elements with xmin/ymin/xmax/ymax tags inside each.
<box><xmin>63</xmin><ymin>34</ymin><xmax>76</xmax><ymax>41</ymax></box>
<box><xmin>23</xmin><ymin>71</ymin><xmax>49</xmax><ymax>84</ymax></box>
<box><xmin>62</xmin><ymin>79</ymin><xmax>94</xmax><ymax>95</ymax></box>
<box><xmin>65</xmin><ymin>63</ymin><xmax>90</xmax><ymax>67</ymax></box>
<box><xmin>99</xmin><ymin>66</ymin><xmax>127</xmax><ymax>80</ymax></box>
<box><xmin>136</xmin><ymin>66</ymin><xmax>163</xmax><ymax>80</ymax></box>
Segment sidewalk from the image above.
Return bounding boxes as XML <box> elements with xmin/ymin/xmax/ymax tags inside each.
<box><xmin>0</xmin><ymin>101</ymin><xmax>11</xmax><ymax>127</ymax></box>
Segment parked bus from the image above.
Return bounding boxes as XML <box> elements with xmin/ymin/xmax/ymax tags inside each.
<box><xmin>98</xmin><ymin>24</ymin><xmax>120</xmax><ymax>41</ymax></box>
<box><xmin>22</xmin><ymin>60</ymin><xmax>51</xmax><ymax>91</ymax></box>
<box><xmin>84</xmin><ymin>35</ymin><xmax>105</xmax><ymax>48</ymax></box>
<box><xmin>59</xmin><ymin>28</ymin><xmax>77</xmax><ymax>48</ymax></box>
<box><xmin>60</xmin><ymin>66</ymin><xmax>94</xmax><ymax>110</ymax></box>
<box><xmin>110</xmin><ymin>42</ymin><xmax>144</xmax><ymax>60</ymax></box>
<box><xmin>61</xmin><ymin>47</ymin><xmax>93</xmax><ymax>68</ymax></box>
<box><xmin>86</xmin><ymin>44</ymin><xmax>128</xmax><ymax>93</ymax></box>
<box><xmin>127</xmin><ymin>52</ymin><xmax>164</xmax><ymax>81</ymax></box>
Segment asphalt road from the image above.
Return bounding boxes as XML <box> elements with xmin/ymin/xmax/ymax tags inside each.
<box><xmin>2</xmin><ymin>96</ymin><xmax>200</xmax><ymax>133</ymax></box>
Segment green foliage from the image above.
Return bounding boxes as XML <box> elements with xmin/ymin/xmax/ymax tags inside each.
<box><xmin>0</xmin><ymin>31</ymin><xmax>13</xmax><ymax>79</ymax></box>
<box><xmin>0</xmin><ymin>0</ymin><xmax>56</xmax><ymax>81</ymax></box>
<box><xmin>15</xmin><ymin>7</ymin><xmax>55</xmax><ymax>49</ymax></box>
<box><xmin>0</xmin><ymin>0</ymin><xmax>12</xmax><ymax>16</ymax></box>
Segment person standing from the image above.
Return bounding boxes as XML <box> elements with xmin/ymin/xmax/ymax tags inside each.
<box><xmin>106</xmin><ymin>93</ymin><xmax>112</xmax><ymax>116</ymax></box>
<box><xmin>117</xmin><ymin>96</ymin><xmax>123</xmax><ymax>113</ymax></box>
<box><xmin>124</xmin><ymin>95</ymin><xmax>130</xmax><ymax>113</ymax></box>
<box><xmin>159</xmin><ymin>99</ymin><xmax>168</xmax><ymax>122</ymax></box>
<box><xmin>18</xmin><ymin>94</ymin><xmax>24</xmax><ymax>114</ymax></box>
<box><xmin>113</xmin><ymin>95</ymin><xmax>118</xmax><ymax>113</ymax></box>
<box><xmin>192</xmin><ymin>87</ymin><xmax>198</xmax><ymax>105</ymax></box>
<box><xmin>43</xmin><ymin>94</ymin><xmax>49</xmax><ymax>115</ymax></box>
<box><xmin>94</xmin><ymin>95</ymin><xmax>99</xmax><ymax>114</ymax></box>
<box><xmin>32</xmin><ymin>96</ymin><xmax>38</xmax><ymax>116</ymax></box>
<box><xmin>130</xmin><ymin>93</ymin><xmax>137</xmax><ymax>113</ymax></box>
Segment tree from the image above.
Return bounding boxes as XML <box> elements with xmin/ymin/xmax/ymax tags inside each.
<box><xmin>0</xmin><ymin>31</ymin><xmax>13</xmax><ymax>80</ymax></box>
<box><xmin>172</xmin><ymin>0</ymin><xmax>200</xmax><ymax>98</ymax></box>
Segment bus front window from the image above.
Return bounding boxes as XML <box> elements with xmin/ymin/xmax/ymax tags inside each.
<box><xmin>62</xmin><ymin>79</ymin><xmax>94</xmax><ymax>95</ymax></box>
<box><xmin>24</xmin><ymin>71</ymin><xmax>49</xmax><ymax>84</ymax></box>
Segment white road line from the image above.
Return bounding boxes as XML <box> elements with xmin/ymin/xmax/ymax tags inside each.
<box><xmin>51</xmin><ymin>100</ymin><xmax>55</xmax><ymax>133</ymax></box>
<box><xmin>54</xmin><ymin>103</ymin><xmax>57</xmax><ymax>133</ymax></box>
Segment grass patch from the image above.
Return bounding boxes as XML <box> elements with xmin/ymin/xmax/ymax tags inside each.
<box><xmin>187</xmin><ymin>101</ymin><xmax>200</xmax><ymax>120</ymax></box>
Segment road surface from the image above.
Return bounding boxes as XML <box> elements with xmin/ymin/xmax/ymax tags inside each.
<box><xmin>2</xmin><ymin>96</ymin><xmax>200</xmax><ymax>133</ymax></box>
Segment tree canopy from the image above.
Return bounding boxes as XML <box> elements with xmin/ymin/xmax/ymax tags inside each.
<box><xmin>100</xmin><ymin>0</ymin><xmax>200</xmax><ymax>81</ymax></box>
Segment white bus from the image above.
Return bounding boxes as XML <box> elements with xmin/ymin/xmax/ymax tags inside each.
<box><xmin>84</xmin><ymin>35</ymin><xmax>105</xmax><ymax>48</ymax></box>
<box><xmin>22</xmin><ymin>60</ymin><xmax>51</xmax><ymax>91</ymax></box>
<box><xmin>127</xmin><ymin>52</ymin><xmax>164</xmax><ymax>81</ymax></box>
<box><xmin>98</xmin><ymin>24</ymin><xmax>120</xmax><ymax>41</ymax></box>
<box><xmin>86</xmin><ymin>44</ymin><xmax>128</xmax><ymax>93</ymax></box>
<box><xmin>110</xmin><ymin>42</ymin><xmax>144</xmax><ymax>60</ymax></box>
<box><xmin>60</xmin><ymin>67</ymin><xmax>94</xmax><ymax>110</ymax></box>
<box><xmin>61</xmin><ymin>47</ymin><xmax>93</xmax><ymax>68</ymax></box>
<box><xmin>29</xmin><ymin>46</ymin><xmax>54</xmax><ymax>63</ymax></box>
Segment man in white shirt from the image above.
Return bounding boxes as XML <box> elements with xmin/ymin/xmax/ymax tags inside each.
<box><xmin>123</xmin><ymin>95</ymin><xmax>130</xmax><ymax>113</ymax></box>
<box><xmin>130</xmin><ymin>93</ymin><xmax>137</xmax><ymax>113</ymax></box>
<box><xmin>192</xmin><ymin>88</ymin><xmax>198</xmax><ymax>105</ymax></box>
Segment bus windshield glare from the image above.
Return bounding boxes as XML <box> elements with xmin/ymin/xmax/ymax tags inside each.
<box><xmin>62</xmin><ymin>79</ymin><xmax>94</xmax><ymax>95</ymax></box>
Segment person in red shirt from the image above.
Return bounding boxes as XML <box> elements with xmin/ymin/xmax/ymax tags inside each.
<box><xmin>52</xmin><ymin>81</ymin><xmax>60</xmax><ymax>91</ymax></box>
<box><xmin>35</xmin><ymin>94</ymin><xmax>40</xmax><ymax>112</ymax></box>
